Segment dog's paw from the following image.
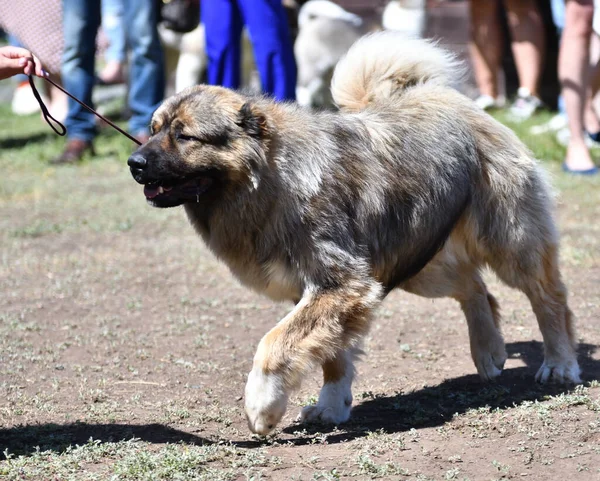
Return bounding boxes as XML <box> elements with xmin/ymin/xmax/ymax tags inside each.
<box><xmin>297</xmin><ymin>379</ymin><xmax>353</xmax><ymax>426</ymax></box>
<box><xmin>535</xmin><ymin>358</ymin><xmax>582</xmax><ymax>384</ymax></box>
<box><xmin>471</xmin><ymin>336</ymin><xmax>508</xmax><ymax>381</ymax></box>
<box><xmin>474</xmin><ymin>346</ymin><xmax>507</xmax><ymax>381</ymax></box>
<box><xmin>244</xmin><ymin>368</ymin><xmax>288</xmax><ymax>435</ymax></box>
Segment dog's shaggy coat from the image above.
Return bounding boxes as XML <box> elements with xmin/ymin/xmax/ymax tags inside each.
<box><xmin>128</xmin><ymin>32</ymin><xmax>581</xmax><ymax>435</ymax></box>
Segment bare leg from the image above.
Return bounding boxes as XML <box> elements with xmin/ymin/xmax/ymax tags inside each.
<box><xmin>504</xmin><ymin>0</ymin><xmax>545</xmax><ymax>97</ymax></box>
<box><xmin>584</xmin><ymin>33</ymin><xmax>600</xmax><ymax>134</ymax></box>
<box><xmin>560</xmin><ymin>0</ymin><xmax>596</xmax><ymax>171</ymax></box>
<box><xmin>469</xmin><ymin>0</ymin><xmax>502</xmax><ymax>99</ymax></box>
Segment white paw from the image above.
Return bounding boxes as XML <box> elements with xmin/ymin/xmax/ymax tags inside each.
<box><xmin>244</xmin><ymin>368</ymin><xmax>288</xmax><ymax>435</ymax></box>
<box><xmin>297</xmin><ymin>378</ymin><xmax>353</xmax><ymax>425</ymax></box>
<box><xmin>535</xmin><ymin>358</ymin><xmax>582</xmax><ymax>384</ymax></box>
<box><xmin>474</xmin><ymin>349</ymin><xmax>507</xmax><ymax>381</ymax></box>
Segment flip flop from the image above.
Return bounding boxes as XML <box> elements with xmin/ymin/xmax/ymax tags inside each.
<box><xmin>562</xmin><ymin>163</ymin><xmax>599</xmax><ymax>175</ymax></box>
<box><xmin>587</xmin><ymin>130</ymin><xmax>600</xmax><ymax>143</ymax></box>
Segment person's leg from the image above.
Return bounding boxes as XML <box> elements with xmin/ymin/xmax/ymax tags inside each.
<box><xmin>584</xmin><ymin>33</ymin><xmax>600</xmax><ymax>136</ymax></box>
<box><xmin>202</xmin><ymin>0</ymin><xmax>244</xmax><ymax>89</ymax></box>
<box><xmin>238</xmin><ymin>0</ymin><xmax>297</xmax><ymax>101</ymax></box>
<box><xmin>469</xmin><ymin>0</ymin><xmax>503</xmax><ymax>104</ymax></box>
<box><xmin>123</xmin><ymin>0</ymin><xmax>165</xmax><ymax>138</ymax></box>
<box><xmin>100</xmin><ymin>0</ymin><xmax>126</xmax><ymax>84</ymax></box>
<box><xmin>504</xmin><ymin>0</ymin><xmax>545</xmax><ymax>97</ymax></box>
<box><xmin>560</xmin><ymin>0</ymin><xmax>596</xmax><ymax>171</ymax></box>
<box><xmin>54</xmin><ymin>0</ymin><xmax>100</xmax><ymax>162</ymax></box>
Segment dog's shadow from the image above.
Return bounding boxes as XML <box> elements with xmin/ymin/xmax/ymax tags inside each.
<box><xmin>278</xmin><ymin>340</ymin><xmax>600</xmax><ymax>445</ymax></box>
<box><xmin>1</xmin><ymin>341</ymin><xmax>598</xmax><ymax>456</ymax></box>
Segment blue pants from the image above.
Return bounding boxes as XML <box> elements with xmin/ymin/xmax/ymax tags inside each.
<box><xmin>101</xmin><ymin>0</ymin><xmax>126</xmax><ymax>63</ymax></box>
<box><xmin>202</xmin><ymin>0</ymin><xmax>297</xmax><ymax>101</ymax></box>
<box><xmin>61</xmin><ymin>0</ymin><xmax>164</xmax><ymax>141</ymax></box>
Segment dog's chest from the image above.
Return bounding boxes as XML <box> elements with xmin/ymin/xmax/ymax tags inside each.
<box><xmin>263</xmin><ymin>261</ymin><xmax>302</xmax><ymax>301</ymax></box>
<box><xmin>230</xmin><ymin>260</ymin><xmax>302</xmax><ymax>302</ymax></box>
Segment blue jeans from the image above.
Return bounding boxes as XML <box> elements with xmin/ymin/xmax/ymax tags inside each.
<box><xmin>101</xmin><ymin>0</ymin><xmax>126</xmax><ymax>63</ymax></box>
<box><xmin>61</xmin><ymin>0</ymin><xmax>165</xmax><ymax>141</ymax></box>
<box><xmin>202</xmin><ymin>0</ymin><xmax>297</xmax><ymax>101</ymax></box>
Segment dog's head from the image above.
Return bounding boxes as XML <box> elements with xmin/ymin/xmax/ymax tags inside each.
<box><xmin>128</xmin><ymin>86</ymin><xmax>269</xmax><ymax>208</ymax></box>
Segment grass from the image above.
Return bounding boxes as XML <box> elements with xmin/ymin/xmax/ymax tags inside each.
<box><xmin>1</xmin><ymin>438</ymin><xmax>279</xmax><ymax>481</ymax></box>
<box><xmin>1</xmin><ymin>101</ymin><xmax>600</xmax><ymax>479</ymax></box>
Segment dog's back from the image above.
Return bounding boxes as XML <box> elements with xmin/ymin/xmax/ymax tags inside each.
<box><xmin>330</xmin><ymin>33</ymin><xmax>557</xmax><ymax>277</ymax></box>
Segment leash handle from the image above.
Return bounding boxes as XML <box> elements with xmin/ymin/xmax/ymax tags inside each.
<box><xmin>28</xmin><ymin>74</ymin><xmax>66</xmax><ymax>136</ymax></box>
<box><xmin>27</xmin><ymin>54</ymin><xmax>142</xmax><ymax>146</ymax></box>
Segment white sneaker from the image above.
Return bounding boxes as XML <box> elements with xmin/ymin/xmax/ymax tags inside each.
<box><xmin>11</xmin><ymin>81</ymin><xmax>44</xmax><ymax>116</ymax></box>
<box><xmin>530</xmin><ymin>113</ymin><xmax>567</xmax><ymax>135</ymax></box>
<box><xmin>474</xmin><ymin>94</ymin><xmax>505</xmax><ymax>110</ymax></box>
<box><xmin>556</xmin><ymin>127</ymin><xmax>600</xmax><ymax>148</ymax></box>
<box><xmin>509</xmin><ymin>87</ymin><xmax>542</xmax><ymax>121</ymax></box>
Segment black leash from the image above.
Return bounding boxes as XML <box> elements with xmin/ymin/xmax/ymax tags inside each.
<box><xmin>27</xmin><ymin>55</ymin><xmax>142</xmax><ymax>146</ymax></box>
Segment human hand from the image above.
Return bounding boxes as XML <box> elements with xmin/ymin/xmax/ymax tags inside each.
<box><xmin>0</xmin><ymin>46</ymin><xmax>47</xmax><ymax>81</ymax></box>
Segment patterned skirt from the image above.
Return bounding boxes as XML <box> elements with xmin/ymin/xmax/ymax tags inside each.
<box><xmin>0</xmin><ymin>0</ymin><xmax>63</xmax><ymax>75</ymax></box>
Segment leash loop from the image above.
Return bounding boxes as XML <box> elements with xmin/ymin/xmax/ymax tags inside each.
<box><xmin>27</xmin><ymin>53</ymin><xmax>142</xmax><ymax>146</ymax></box>
<box><xmin>28</xmin><ymin>74</ymin><xmax>66</xmax><ymax>136</ymax></box>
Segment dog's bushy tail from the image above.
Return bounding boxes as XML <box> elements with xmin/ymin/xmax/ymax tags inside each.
<box><xmin>331</xmin><ymin>31</ymin><xmax>464</xmax><ymax>111</ymax></box>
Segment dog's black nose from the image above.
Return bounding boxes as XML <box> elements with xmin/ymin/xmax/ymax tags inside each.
<box><xmin>128</xmin><ymin>152</ymin><xmax>147</xmax><ymax>170</ymax></box>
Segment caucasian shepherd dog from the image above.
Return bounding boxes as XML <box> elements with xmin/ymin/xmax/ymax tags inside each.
<box><xmin>128</xmin><ymin>32</ymin><xmax>581</xmax><ymax>435</ymax></box>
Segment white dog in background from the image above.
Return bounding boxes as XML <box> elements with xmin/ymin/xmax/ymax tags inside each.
<box><xmin>294</xmin><ymin>0</ymin><xmax>366</xmax><ymax>108</ymax></box>
<box><xmin>382</xmin><ymin>0</ymin><xmax>426</xmax><ymax>38</ymax></box>
<box><xmin>294</xmin><ymin>0</ymin><xmax>427</xmax><ymax>108</ymax></box>
<box><xmin>159</xmin><ymin>24</ymin><xmax>207</xmax><ymax>95</ymax></box>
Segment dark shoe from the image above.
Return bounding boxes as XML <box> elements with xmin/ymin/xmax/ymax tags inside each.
<box><xmin>51</xmin><ymin>139</ymin><xmax>94</xmax><ymax>164</ymax></box>
<box><xmin>562</xmin><ymin>162</ymin><xmax>599</xmax><ymax>175</ymax></box>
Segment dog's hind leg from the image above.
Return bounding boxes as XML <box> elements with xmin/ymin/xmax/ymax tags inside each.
<box><xmin>404</xmin><ymin>258</ymin><xmax>507</xmax><ymax>381</ymax></box>
<box><xmin>489</xmin><ymin>243</ymin><xmax>580</xmax><ymax>384</ymax></box>
<box><xmin>298</xmin><ymin>347</ymin><xmax>357</xmax><ymax>425</ymax></box>
<box><xmin>459</xmin><ymin>288</ymin><xmax>507</xmax><ymax>380</ymax></box>
<box><xmin>244</xmin><ymin>279</ymin><xmax>382</xmax><ymax>435</ymax></box>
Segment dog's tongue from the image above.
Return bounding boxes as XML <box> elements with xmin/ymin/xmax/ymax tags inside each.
<box><xmin>144</xmin><ymin>185</ymin><xmax>160</xmax><ymax>199</ymax></box>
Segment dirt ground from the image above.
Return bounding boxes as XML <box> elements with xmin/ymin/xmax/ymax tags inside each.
<box><xmin>1</xmin><ymin>126</ymin><xmax>600</xmax><ymax>479</ymax></box>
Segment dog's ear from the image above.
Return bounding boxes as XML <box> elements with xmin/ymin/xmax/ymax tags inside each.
<box><xmin>237</xmin><ymin>102</ymin><xmax>268</xmax><ymax>138</ymax></box>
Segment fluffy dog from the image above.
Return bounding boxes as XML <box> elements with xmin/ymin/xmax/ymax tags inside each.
<box><xmin>128</xmin><ymin>32</ymin><xmax>581</xmax><ymax>435</ymax></box>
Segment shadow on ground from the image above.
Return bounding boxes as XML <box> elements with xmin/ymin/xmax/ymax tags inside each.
<box><xmin>2</xmin><ymin>341</ymin><xmax>598</xmax><ymax>456</ymax></box>
<box><xmin>0</xmin><ymin>423</ymin><xmax>214</xmax><ymax>458</ymax></box>
<box><xmin>0</xmin><ymin>131</ymin><xmax>56</xmax><ymax>149</ymax></box>
<box><xmin>279</xmin><ymin>340</ymin><xmax>600</xmax><ymax>445</ymax></box>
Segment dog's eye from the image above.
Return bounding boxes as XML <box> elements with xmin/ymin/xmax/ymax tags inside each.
<box><xmin>176</xmin><ymin>133</ymin><xmax>200</xmax><ymax>142</ymax></box>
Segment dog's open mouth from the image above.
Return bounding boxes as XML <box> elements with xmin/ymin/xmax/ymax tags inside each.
<box><xmin>143</xmin><ymin>177</ymin><xmax>214</xmax><ymax>207</ymax></box>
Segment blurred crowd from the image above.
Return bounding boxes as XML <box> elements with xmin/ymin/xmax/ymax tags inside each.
<box><xmin>0</xmin><ymin>0</ymin><xmax>599</xmax><ymax>173</ymax></box>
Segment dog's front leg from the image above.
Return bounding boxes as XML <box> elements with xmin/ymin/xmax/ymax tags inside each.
<box><xmin>298</xmin><ymin>348</ymin><xmax>357</xmax><ymax>425</ymax></box>
<box><xmin>244</xmin><ymin>280</ymin><xmax>382</xmax><ymax>435</ymax></box>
